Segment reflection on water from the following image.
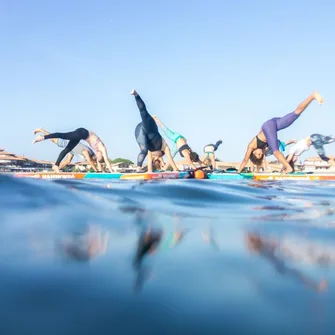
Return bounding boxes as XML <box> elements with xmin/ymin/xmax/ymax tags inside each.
<box><xmin>1</xmin><ymin>175</ymin><xmax>335</xmax><ymax>334</ymax></box>
<box><xmin>245</xmin><ymin>232</ymin><xmax>328</xmax><ymax>293</ymax></box>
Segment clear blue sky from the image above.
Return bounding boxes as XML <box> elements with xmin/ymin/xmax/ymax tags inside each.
<box><xmin>1</xmin><ymin>0</ymin><xmax>335</xmax><ymax>163</ymax></box>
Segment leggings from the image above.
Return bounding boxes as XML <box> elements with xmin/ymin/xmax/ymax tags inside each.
<box><xmin>134</xmin><ymin>95</ymin><xmax>162</xmax><ymax>153</ymax></box>
<box><xmin>158</xmin><ymin>124</ymin><xmax>184</xmax><ymax>158</ymax></box>
<box><xmin>44</xmin><ymin>127</ymin><xmax>89</xmax><ymax>166</ymax></box>
<box><xmin>204</xmin><ymin>140</ymin><xmax>222</xmax><ymax>153</ymax></box>
<box><xmin>261</xmin><ymin>111</ymin><xmax>299</xmax><ymax>152</ymax></box>
<box><xmin>311</xmin><ymin>134</ymin><xmax>335</xmax><ymax>161</ymax></box>
<box><xmin>135</xmin><ymin>122</ymin><xmax>148</xmax><ymax>167</ymax></box>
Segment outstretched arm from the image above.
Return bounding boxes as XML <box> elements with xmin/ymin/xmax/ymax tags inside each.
<box><xmin>158</xmin><ymin>157</ymin><xmax>165</xmax><ymax>170</ymax></box>
<box><xmin>286</xmin><ymin>152</ymin><xmax>294</xmax><ymax>164</ymax></box>
<box><xmin>238</xmin><ymin>141</ymin><xmax>254</xmax><ymax>173</ymax></box>
<box><xmin>82</xmin><ymin>150</ymin><xmax>98</xmax><ymax>172</ymax></box>
<box><xmin>285</xmin><ymin>139</ymin><xmax>297</xmax><ymax>146</ymax></box>
<box><xmin>147</xmin><ymin>151</ymin><xmax>153</xmax><ymax>173</ymax></box>
<box><xmin>180</xmin><ymin>150</ymin><xmax>197</xmax><ymax>169</ymax></box>
<box><xmin>210</xmin><ymin>154</ymin><xmax>216</xmax><ymax>170</ymax></box>
<box><xmin>262</xmin><ymin>158</ymin><xmax>268</xmax><ymax>173</ymax></box>
<box><xmin>163</xmin><ymin>145</ymin><xmax>179</xmax><ymax>172</ymax></box>
<box><xmin>100</xmin><ymin>145</ymin><xmax>113</xmax><ymax>173</ymax></box>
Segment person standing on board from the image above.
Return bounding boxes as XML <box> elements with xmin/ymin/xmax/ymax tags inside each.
<box><xmin>32</xmin><ymin>127</ymin><xmax>114</xmax><ymax>173</ymax></box>
<box><xmin>238</xmin><ymin>91</ymin><xmax>324</xmax><ymax>174</ymax></box>
<box><xmin>33</xmin><ymin>128</ymin><xmax>99</xmax><ymax>172</ymax></box>
<box><xmin>286</xmin><ymin>134</ymin><xmax>335</xmax><ymax>170</ymax></box>
<box><xmin>152</xmin><ymin>115</ymin><xmax>202</xmax><ymax>170</ymax></box>
<box><xmin>131</xmin><ymin>89</ymin><xmax>179</xmax><ymax>173</ymax></box>
<box><xmin>202</xmin><ymin>139</ymin><xmax>222</xmax><ymax>170</ymax></box>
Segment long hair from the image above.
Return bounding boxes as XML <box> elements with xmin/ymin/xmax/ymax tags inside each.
<box><xmin>250</xmin><ymin>150</ymin><xmax>264</xmax><ymax>166</ymax></box>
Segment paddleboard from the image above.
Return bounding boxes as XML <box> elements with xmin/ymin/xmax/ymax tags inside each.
<box><xmin>10</xmin><ymin>171</ymin><xmax>335</xmax><ymax>181</ymax></box>
<box><xmin>253</xmin><ymin>173</ymin><xmax>335</xmax><ymax>181</ymax></box>
<box><xmin>12</xmin><ymin>171</ymin><xmax>189</xmax><ymax>180</ymax></box>
<box><xmin>208</xmin><ymin>173</ymin><xmax>253</xmax><ymax>180</ymax></box>
<box><xmin>13</xmin><ymin>172</ymin><xmax>86</xmax><ymax>179</ymax></box>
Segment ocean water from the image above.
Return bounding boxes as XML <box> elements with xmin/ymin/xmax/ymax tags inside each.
<box><xmin>1</xmin><ymin>174</ymin><xmax>335</xmax><ymax>335</ymax></box>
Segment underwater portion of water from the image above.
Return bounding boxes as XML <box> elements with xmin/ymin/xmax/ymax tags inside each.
<box><xmin>1</xmin><ymin>174</ymin><xmax>335</xmax><ymax>335</ymax></box>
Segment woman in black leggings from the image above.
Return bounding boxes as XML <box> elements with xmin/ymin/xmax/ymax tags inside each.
<box><xmin>131</xmin><ymin>89</ymin><xmax>178</xmax><ymax>173</ymax></box>
<box><xmin>33</xmin><ymin>128</ymin><xmax>89</xmax><ymax>172</ymax></box>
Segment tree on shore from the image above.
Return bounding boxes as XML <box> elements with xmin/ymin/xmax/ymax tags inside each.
<box><xmin>110</xmin><ymin>158</ymin><xmax>134</xmax><ymax>165</ymax></box>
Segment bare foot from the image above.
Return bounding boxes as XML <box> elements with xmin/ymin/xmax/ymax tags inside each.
<box><xmin>33</xmin><ymin>128</ymin><xmax>43</xmax><ymax>135</ymax></box>
<box><xmin>283</xmin><ymin>166</ymin><xmax>293</xmax><ymax>174</ymax></box>
<box><xmin>312</xmin><ymin>91</ymin><xmax>323</xmax><ymax>104</ymax></box>
<box><xmin>32</xmin><ymin>135</ymin><xmax>45</xmax><ymax>144</ymax></box>
<box><xmin>130</xmin><ymin>89</ymin><xmax>138</xmax><ymax>96</ymax></box>
<box><xmin>52</xmin><ymin>165</ymin><xmax>60</xmax><ymax>173</ymax></box>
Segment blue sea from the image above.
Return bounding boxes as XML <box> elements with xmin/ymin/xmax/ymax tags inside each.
<box><xmin>1</xmin><ymin>174</ymin><xmax>335</xmax><ymax>335</ymax></box>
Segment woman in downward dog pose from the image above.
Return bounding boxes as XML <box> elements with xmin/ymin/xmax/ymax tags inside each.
<box><xmin>251</xmin><ymin>139</ymin><xmax>297</xmax><ymax>173</ymax></box>
<box><xmin>202</xmin><ymin>139</ymin><xmax>222</xmax><ymax>170</ymax></box>
<box><xmin>238</xmin><ymin>91</ymin><xmax>323</xmax><ymax>173</ymax></box>
<box><xmin>33</xmin><ymin>128</ymin><xmax>98</xmax><ymax>172</ymax></box>
<box><xmin>286</xmin><ymin>134</ymin><xmax>335</xmax><ymax>170</ymax></box>
<box><xmin>152</xmin><ymin>116</ymin><xmax>201</xmax><ymax>169</ymax></box>
<box><xmin>33</xmin><ymin>127</ymin><xmax>113</xmax><ymax>173</ymax></box>
<box><xmin>131</xmin><ymin>89</ymin><xmax>178</xmax><ymax>173</ymax></box>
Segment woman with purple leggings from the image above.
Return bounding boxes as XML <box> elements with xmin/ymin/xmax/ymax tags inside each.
<box><xmin>238</xmin><ymin>91</ymin><xmax>324</xmax><ymax>173</ymax></box>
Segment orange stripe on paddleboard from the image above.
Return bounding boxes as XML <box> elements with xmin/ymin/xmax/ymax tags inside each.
<box><xmin>253</xmin><ymin>174</ymin><xmax>335</xmax><ymax>181</ymax></box>
<box><xmin>120</xmin><ymin>172</ymin><xmax>183</xmax><ymax>180</ymax></box>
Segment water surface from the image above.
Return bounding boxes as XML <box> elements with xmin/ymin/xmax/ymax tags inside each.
<box><xmin>1</xmin><ymin>174</ymin><xmax>335</xmax><ymax>335</ymax></box>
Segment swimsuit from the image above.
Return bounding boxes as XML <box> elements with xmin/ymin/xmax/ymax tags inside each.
<box><xmin>203</xmin><ymin>140</ymin><xmax>222</xmax><ymax>158</ymax></box>
<box><xmin>159</xmin><ymin>124</ymin><xmax>185</xmax><ymax>158</ymax></box>
<box><xmin>91</xmin><ymin>139</ymin><xmax>102</xmax><ymax>151</ymax></box>
<box><xmin>178</xmin><ymin>144</ymin><xmax>191</xmax><ymax>158</ymax></box>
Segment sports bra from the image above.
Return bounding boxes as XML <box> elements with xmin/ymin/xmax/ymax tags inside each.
<box><xmin>179</xmin><ymin>144</ymin><xmax>191</xmax><ymax>157</ymax></box>
<box><xmin>256</xmin><ymin>136</ymin><xmax>268</xmax><ymax>149</ymax></box>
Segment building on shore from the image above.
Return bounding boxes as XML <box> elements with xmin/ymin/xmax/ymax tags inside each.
<box><xmin>303</xmin><ymin>157</ymin><xmax>335</xmax><ymax>172</ymax></box>
<box><xmin>1</xmin><ymin>147</ymin><xmax>334</xmax><ymax>173</ymax></box>
<box><xmin>0</xmin><ymin>149</ymin><xmax>53</xmax><ymax>172</ymax></box>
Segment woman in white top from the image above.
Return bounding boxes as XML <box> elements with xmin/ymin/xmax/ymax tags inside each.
<box><xmin>286</xmin><ymin>134</ymin><xmax>335</xmax><ymax>168</ymax></box>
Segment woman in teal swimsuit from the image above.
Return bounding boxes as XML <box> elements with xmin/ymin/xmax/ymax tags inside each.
<box><xmin>152</xmin><ymin>116</ymin><xmax>201</xmax><ymax>169</ymax></box>
<box><xmin>202</xmin><ymin>139</ymin><xmax>222</xmax><ymax>170</ymax></box>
